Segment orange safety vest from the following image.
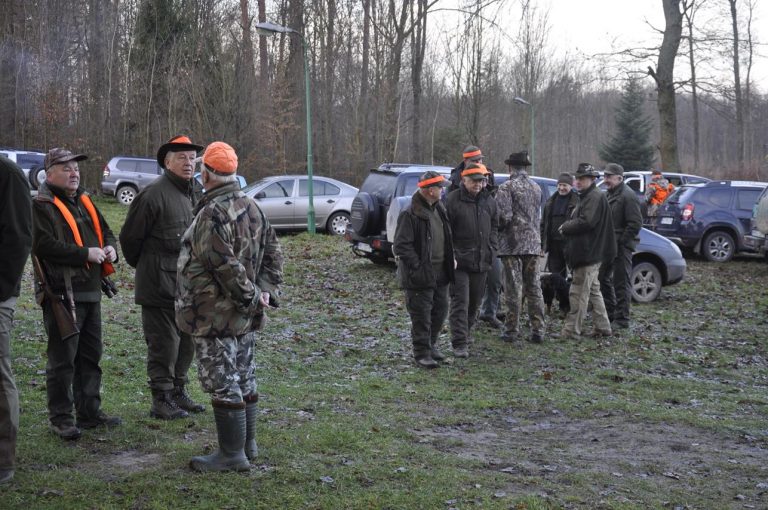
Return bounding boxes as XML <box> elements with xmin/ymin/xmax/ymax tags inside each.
<box><xmin>51</xmin><ymin>194</ymin><xmax>115</xmax><ymax>277</ymax></box>
<box><xmin>648</xmin><ymin>181</ymin><xmax>674</xmax><ymax>206</ymax></box>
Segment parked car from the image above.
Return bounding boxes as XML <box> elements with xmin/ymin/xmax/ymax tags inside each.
<box><xmin>745</xmin><ymin>185</ymin><xmax>768</xmax><ymax>258</ymax></box>
<box><xmin>345</xmin><ymin>163</ymin><xmax>452</xmax><ymax>263</ymax></box>
<box><xmin>655</xmin><ymin>180</ymin><xmax>768</xmax><ymax>262</ymax></box>
<box><xmin>242</xmin><ymin>175</ymin><xmax>358</xmax><ymax>235</ymax></box>
<box><xmin>350</xmin><ymin>168</ymin><xmax>685</xmax><ymax>302</ymax></box>
<box><xmin>101</xmin><ymin>156</ymin><xmax>163</xmax><ymax>205</ymax></box>
<box><xmin>193</xmin><ymin>172</ymin><xmax>247</xmax><ymax>190</ymax></box>
<box><xmin>597</xmin><ymin>170</ymin><xmax>711</xmax><ymax>218</ymax></box>
<box><xmin>0</xmin><ymin>148</ymin><xmax>46</xmax><ymax>189</ymax></box>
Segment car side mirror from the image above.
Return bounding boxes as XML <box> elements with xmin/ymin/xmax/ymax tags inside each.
<box><xmin>254</xmin><ymin>191</ymin><xmax>266</xmax><ymax>199</ymax></box>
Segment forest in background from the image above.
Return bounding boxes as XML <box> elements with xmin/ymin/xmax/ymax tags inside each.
<box><xmin>0</xmin><ymin>0</ymin><xmax>766</xmax><ymax>188</ymax></box>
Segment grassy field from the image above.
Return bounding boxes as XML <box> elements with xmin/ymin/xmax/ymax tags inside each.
<box><xmin>2</xmin><ymin>197</ymin><xmax>767</xmax><ymax>509</ymax></box>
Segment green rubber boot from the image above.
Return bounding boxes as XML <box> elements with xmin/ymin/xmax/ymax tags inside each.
<box><xmin>190</xmin><ymin>401</ymin><xmax>250</xmax><ymax>472</ymax></box>
<box><xmin>244</xmin><ymin>394</ymin><xmax>259</xmax><ymax>461</ymax></box>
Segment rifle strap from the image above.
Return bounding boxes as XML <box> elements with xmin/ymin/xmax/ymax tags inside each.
<box><xmin>47</xmin><ymin>203</ymin><xmax>78</xmax><ymax>320</ymax></box>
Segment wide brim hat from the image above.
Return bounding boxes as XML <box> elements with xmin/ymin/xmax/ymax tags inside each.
<box><xmin>504</xmin><ymin>151</ymin><xmax>531</xmax><ymax>167</ymax></box>
<box><xmin>574</xmin><ymin>163</ymin><xmax>600</xmax><ymax>178</ymax></box>
<box><xmin>157</xmin><ymin>135</ymin><xmax>204</xmax><ymax>168</ymax></box>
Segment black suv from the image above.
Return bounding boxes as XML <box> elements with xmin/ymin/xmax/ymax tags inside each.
<box><xmin>345</xmin><ymin>163</ymin><xmax>452</xmax><ymax>263</ymax></box>
<box><xmin>655</xmin><ymin>180</ymin><xmax>767</xmax><ymax>262</ymax></box>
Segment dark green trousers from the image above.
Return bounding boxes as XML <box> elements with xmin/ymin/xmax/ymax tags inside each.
<box><xmin>142</xmin><ymin>306</ymin><xmax>194</xmax><ymax>392</ymax></box>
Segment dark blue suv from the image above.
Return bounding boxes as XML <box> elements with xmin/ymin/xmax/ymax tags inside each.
<box><xmin>655</xmin><ymin>180</ymin><xmax>767</xmax><ymax>262</ymax></box>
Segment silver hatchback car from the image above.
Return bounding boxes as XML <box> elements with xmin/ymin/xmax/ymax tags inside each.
<box><xmin>242</xmin><ymin>175</ymin><xmax>358</xmax><ymax>235</ymax></box>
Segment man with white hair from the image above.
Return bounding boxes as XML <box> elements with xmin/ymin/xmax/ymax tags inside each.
<box><xmin>120</xmin><ymin>135</ymin><xmax>206</xmax><ymax>420</ymax></box>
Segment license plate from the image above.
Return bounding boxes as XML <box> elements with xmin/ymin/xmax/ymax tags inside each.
<box><xmin>660</xmin><ymin>217</ymin><xmax>673</xmax><ymax>225</ymax></box>
<box><xmin>356</xmin><ymin>242</ymin><xmax>373</xmax><ymax>253</ymax></box>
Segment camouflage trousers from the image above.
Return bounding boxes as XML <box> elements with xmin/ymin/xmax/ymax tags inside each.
<box><xmin>500</xmin><ymin>255</ymin><xmax>546</xmax><ymax>336</ymax></box>
<box><xmin>193</xmin><ymin>332</ymin><xmax>258</xmax><ymax>404</ymax></box>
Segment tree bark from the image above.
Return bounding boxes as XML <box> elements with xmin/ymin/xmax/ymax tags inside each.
<box><xmin>728</xmin><ymin>0</ymin><xmax>744</xmax><ymax>166</ymax></box>
<box><xmin>648</xmin><ymin>0</ymin><xmax>682</xmax><ymax>173</ymax></box>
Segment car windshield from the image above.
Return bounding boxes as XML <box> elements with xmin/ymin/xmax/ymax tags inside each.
<box><xmin>666</xmin><ymin>185</ymin><xmax>697</xmax><ymax>204</ymax></box>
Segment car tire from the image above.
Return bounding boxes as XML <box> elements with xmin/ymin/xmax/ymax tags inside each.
<box><xmin>116</xmin><ymin>185</ymin><xmax>138</xmax><ymax>205</ymax></box>
<box><xmin>326</xmin><ymin>212</ymin><xmax>350</xmax><ymax>236</ymax></box>
<box><xmin>29</xmin><ymin>165</ymin><xmax>46</xmax><ymax>190</ymax></box>
<box><xmin>631</xmin><ymin>261</ymin><xmax>662</xmax><ymax>303</ymax></box>
<box><xmin>350</xmin><ymin>192</ymin><xmax>379</xmax><ymax>236</ymax></box>
<box><xmin>702</xmin><ymin>230</ymin><xmax>735</xmax><ymax>262</ymax></box>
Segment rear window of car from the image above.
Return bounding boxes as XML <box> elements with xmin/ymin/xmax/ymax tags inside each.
<box><xmin>361</xmin><ymin>172</ymin><xmax>399</xmax><ymax>202</ymax></box>
<box><xmin>666</xmin><ymin>186</ymin><xmax>698</xmax><ymax>204</ymax></box>
<box><xmin>737</xmin><ymin>189</ymin><xmax>762</xmax><ymax>210</ymax></box>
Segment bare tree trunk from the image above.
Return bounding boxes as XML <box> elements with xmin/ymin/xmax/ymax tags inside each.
<box><xmin>728</xmin><ymin>0</ymin><xmax>744</xmax><ymax>166</ymax></box>
<box><xmin>682</xmin><ymin>0</ymin><xmax>700</xmax><ymax>170</ymax></box>
<box><xmin>648</xmin><ymin>0</ymin><xmax>682</xmax><ymax>173</ymax></box>
<box><xmin>409</xmin><ymin>0</ymin><xmax>427</xmax><ymax>162</ymax></box>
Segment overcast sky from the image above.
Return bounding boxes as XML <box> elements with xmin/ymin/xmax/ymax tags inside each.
<box><xmin>547</xmin><ymin>0</ymin><xmax>768</xmax><ymax>87</ymax></box>
<box><xmin>432</xmin><ymin>0</ymin><xmax>768</xmax><ymax>90</ymax></box>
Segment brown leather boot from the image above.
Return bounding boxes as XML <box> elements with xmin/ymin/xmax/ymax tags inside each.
<box><xmin>150</xmin><ymin>391</ymin><xmax>189</xmax><ymax>420</ymax></box>
<box><xmin>173</xmin><ymin>386</ymin><xmax>206</xmax><ymax>413</ymax></box>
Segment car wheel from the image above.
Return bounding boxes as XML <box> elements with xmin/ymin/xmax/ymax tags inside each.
<box><xmin>29</xmin><ymin>165</ymin><xmax>46</xmax><ymax>190</ymax></box>
<box><xmin>702</xmin><ymin>230</ymin><xmax>735</xmax><ymax>262</ymax></box>
<box><xmin>631</xmin><ymin>261</ymin><xmax>662</xmax><ymax>303</ymax></box>
<box><xmin>116</xmin><ymin>185</ymin><xmax>137</xmax><ymax>205</ymax></box>
<box><xmin>326</xmin><ymin>212</ymin><xmax>350</xmax><ymax>236</ymax></box>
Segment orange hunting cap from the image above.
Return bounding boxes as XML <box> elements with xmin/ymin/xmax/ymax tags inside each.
<box><xmin>203</xmin><ymin>141</ymin><xmax>238</xmax><ymax>175</ymax></box>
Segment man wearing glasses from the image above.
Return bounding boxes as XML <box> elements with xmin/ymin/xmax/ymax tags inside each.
<box><xmin>120</xmin><ymin>135</ymin><xmax>206</xmax><ymax>420</ymax></box>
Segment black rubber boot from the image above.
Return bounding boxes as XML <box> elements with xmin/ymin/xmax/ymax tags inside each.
<box><xmin>173</xmin><ymin>385</ymin><xmax>206</xmax><ymax>413</ymax></box>
<box><xmin>244</xmin><ymin>394</ymin><xmax>258</xmax><ymax>461</ymax></box>
<box><xmin>150</xmin><ymin>391</ymin><xmax>189</xmax><ymax>420</ymax></box>
<box><xmin>190</xmin><ymin>401</ymin><xmax>250</xmax><ymax>472</ymax></box>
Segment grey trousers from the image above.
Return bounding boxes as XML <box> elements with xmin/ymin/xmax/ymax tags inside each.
<box><xmin>142</xmin><ymin>306</ymin><xmax>195</xmax><ymax>392</ymax></box>
<box><xmin>0</xmin><ymin>298</ymin><xmax>18</xmax><ymax>471</ymax></box>
<box><xmin>479</xmin><ymin>257</ymin><xmax>502</xmax><ymax>318</ymax></box>
<box><xmin>449</xmin><ymin>270</ymin><xmax>487</xmax><ymax>347</ymax></box>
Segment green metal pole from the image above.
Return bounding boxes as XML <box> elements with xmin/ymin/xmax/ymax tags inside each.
<box><xmin>530</xmin><ymin>104</ymin><xmax>535</xmax><ymax>176</ymax></box>
<box><xmin>302</xmin><ymin>34</ymin><xmax>316</xmax><ymax>234</ymax></box>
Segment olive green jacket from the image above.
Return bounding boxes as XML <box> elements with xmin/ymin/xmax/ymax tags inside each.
<box><xmin>119</xmin><ymin>171</ymin><xmax>203</xmax><ymax>308</ymax></box>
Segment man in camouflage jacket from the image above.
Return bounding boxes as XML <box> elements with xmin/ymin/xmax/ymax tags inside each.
<box><xmin>176</xmin><ymin>142</ymin><xmax>283</xmax><ymax>472</ymax></box>
<box><xmin>495</xmin><ymin>151</ymin><xmax>547</xmax><ymax>344</ymax></box>
<box><xmin>119</xmin><ymin>135</ymin><xmax>206</xmax><ymax>420</ymax></box>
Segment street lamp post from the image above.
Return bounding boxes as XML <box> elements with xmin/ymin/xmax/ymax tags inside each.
<box><xmin>513</xmin><ymin>96</ymin><xmax>535</xmax><ymax>176</ymax></box>
<box><xmin>256</xmin><ymin>21</ymin><xmax>315</xmax><ymax>233</ymax></box>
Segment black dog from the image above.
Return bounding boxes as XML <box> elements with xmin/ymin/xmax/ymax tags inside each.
<box><xmin>540</xmin><ymin>272</ymin><xmax>570</xmax><ymax>314</ymax></box>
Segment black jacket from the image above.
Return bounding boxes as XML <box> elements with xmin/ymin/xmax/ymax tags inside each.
<box><xmin>560</xmin><ymin>182</ymin><xmax>616</xmax><ymax>269</ymax></box>
<box><xmin>393</xmin><ymin>191</ymin><xmax>454</xmax><ymax>289</ymax></box>
<box><xmin>445</xmin><ymin>185</ymin><xmax>497</xmax><ymax>272</ymax></box>
<box><xmin>33</xmin><ymin>181</ymin><xmax>117</xmax><ymax>302</ymax></box>
<box><xmin>541</xmin><ymin>190</ymin><xmax>578</xmax><ymax>253</ymax></box>
<box><xmin>119</xmin><ymin>170</ymin><xmax>202</xmax><ymax>308</ymax></box>
<box><xmin>607</xmin><ymin>182</ymin><xmax>643</xmax><ymax>251</ymax></box>
<box><xmin>0</xmin><ymin>156</ymin><xmax>33</xmax><ymax>301</ymax></box>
